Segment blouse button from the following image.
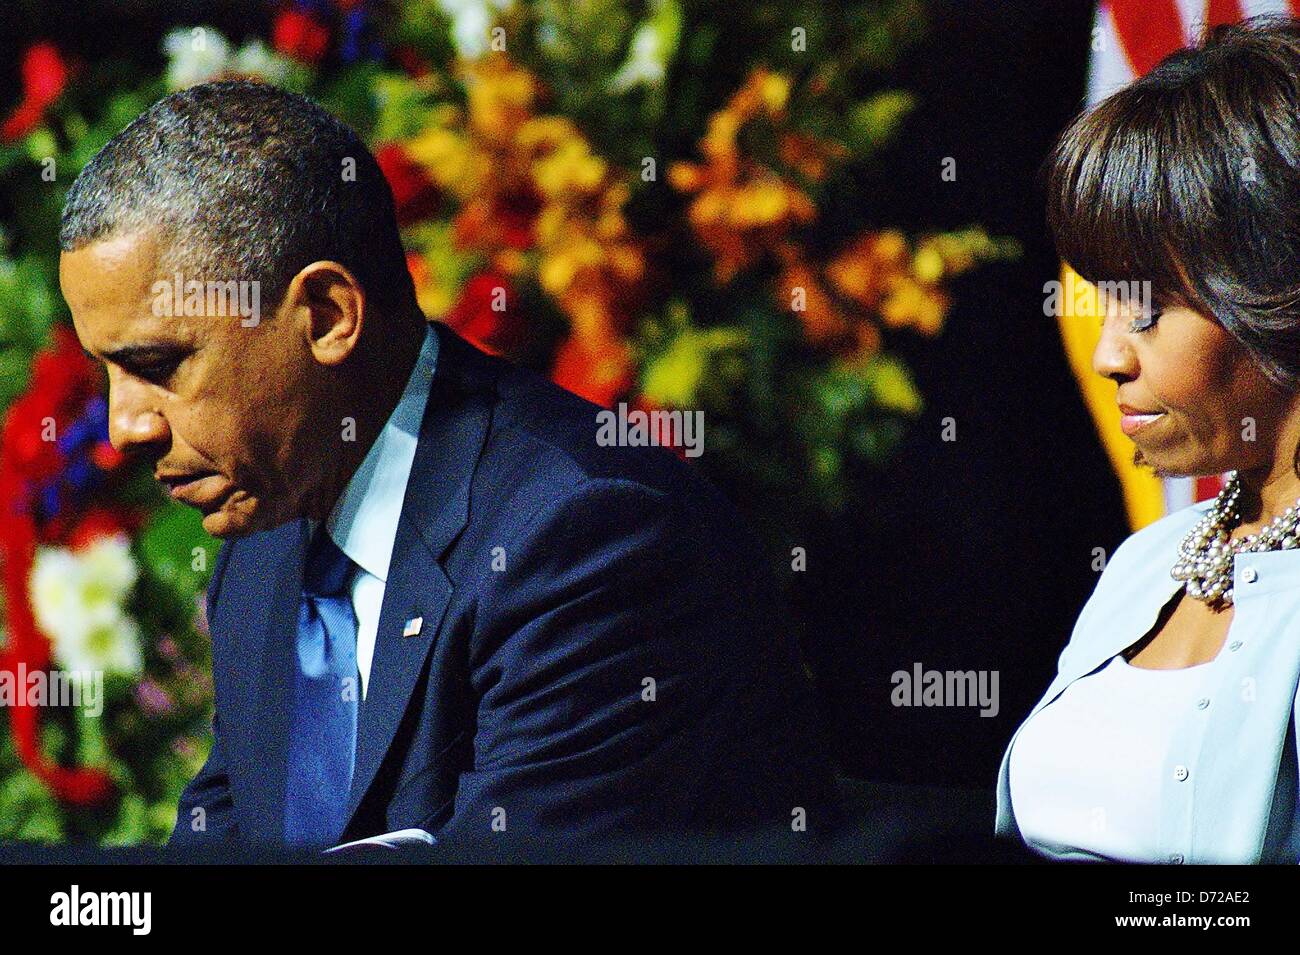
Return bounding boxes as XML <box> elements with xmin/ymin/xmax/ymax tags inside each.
<box><xmin>1228</xmin><ymin>640</ymin><xmax>1242</xmax><ymax>652</ymax></box>
<box><xmin>1196</xmin><ymin>697</ymin><xmax>1210</xmax><ymax>710</ymax></box>
<box><xmin>1169</xmin><ymin>853</ymin><xmax>1185</xmax><ymax>864</ymax></box>
<box><xmin>1242</xmin><ymin>567</ymin><xmax>1259</xmax><ymax>583</ymax></box>
<box><xmin>1173</xmin><ymin>765</ymin><xmax>1189</xmax><ymax>782</ymax></box>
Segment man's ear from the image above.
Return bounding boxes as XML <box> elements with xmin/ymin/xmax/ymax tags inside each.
<box><xmin>281</xmin><ymin>261</ymin><xmax>366</xmax><ymax>366</ymax></box>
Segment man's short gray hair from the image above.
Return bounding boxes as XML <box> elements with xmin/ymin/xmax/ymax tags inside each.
<box><xmin>60</xmin><ymin>79</ymin><xmax>416</xmax><ymax>319</ymax></box>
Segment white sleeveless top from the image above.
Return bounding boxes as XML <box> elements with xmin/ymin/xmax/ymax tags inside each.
<box><xmin>1008</xmin><ymin>652</ymin><xmax>1218</xmax><ymax>863</ymax></box>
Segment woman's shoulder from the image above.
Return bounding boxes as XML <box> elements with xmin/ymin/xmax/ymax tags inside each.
<box><xmin>1052</xmin><ymin>500</ymin><xmax>1213</xmax><ymax>675</ymax></box>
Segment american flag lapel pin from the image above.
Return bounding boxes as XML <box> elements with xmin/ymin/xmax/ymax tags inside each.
<box><xmin>403</xmin><ymin>616</ymin><xmax>424</xmax><ymax>638</ymax></box>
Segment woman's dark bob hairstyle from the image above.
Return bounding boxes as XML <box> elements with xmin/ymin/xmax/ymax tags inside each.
<box><xmin>1045</xmin><ymin>15</ymin><xmax>1300</xmax><ymax>391</ymax></box>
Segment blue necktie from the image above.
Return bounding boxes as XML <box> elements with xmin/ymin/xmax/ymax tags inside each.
<box><xmin>285</xmin><ymin>528</ymin><xmax>360</xmax><ymax>846</ymax></box>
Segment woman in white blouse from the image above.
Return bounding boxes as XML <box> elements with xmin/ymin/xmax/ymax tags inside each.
<box><xmin>996</xmin><ymin>17</ymin><xmax>1300</xmax><ymax>863</ymax></box>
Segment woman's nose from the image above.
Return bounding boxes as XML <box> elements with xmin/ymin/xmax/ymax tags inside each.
<box><xmin>1091</xmin><ymin>313</ymin><xmax>1138</xmax><ymax>382</ymax></box>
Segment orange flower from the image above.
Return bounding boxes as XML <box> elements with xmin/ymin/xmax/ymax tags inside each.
<box><xmin>776</xmin><ymin>256</ymin><xmax>846</xmax><ymax>346</ymax></box>
<box><xmin>825</xmin><ymin>228</ymin><xmax>1011</xmax><ymax>337</ymax></box>
<box><xmin>669</xmin><ymin>67</ymin><xmax>826</xmax><ymax>283</ymax></box>
<box><xmin>550</xmin><ymin>334</ymin><xmax>635</xmax><ymax>408</ymax></box>
<box><xmin>825</xmin><ymin>231</ymin><xmax>910</xmax><ymax>310</ymax></box>
<box><xmin>399</xmin><ymin>54</ymin><xmax>646</xmax><ymax>403</ymax></box>
<box><xmin>779</xmin><ymin>132</ymin><xmax>848</xmax><ymax>183</ymax></box>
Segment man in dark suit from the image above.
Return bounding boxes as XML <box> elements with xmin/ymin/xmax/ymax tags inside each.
<box><xmin>57</xmin><ymin>80</ymin><xmax>834</xmax><ymax>849</ymax></box>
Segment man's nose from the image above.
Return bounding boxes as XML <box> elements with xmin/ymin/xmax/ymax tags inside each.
<box><xmin>106</xmin><ymin>375</ymin><xmax>169</xmax><ymax>454</ymax></box>
<box><xmin>1091</xmin><ymin>311</ymin><xmax>1138</xmax><ymax>383</ymax></box>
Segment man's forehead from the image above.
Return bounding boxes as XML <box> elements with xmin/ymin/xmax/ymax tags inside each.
<box><xmin>60</xmin><ymin>231</ymin><xmax>163</xmax><ymax>308</ymax></box>
<box><xmin>61</xmin><ymin>232</ymin><xmax>201</xmax><ymax>352</ymax></box>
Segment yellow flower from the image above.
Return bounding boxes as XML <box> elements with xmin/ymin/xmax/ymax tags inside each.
<box><xmin>533</xmin><ymin>140</ymin><xmax>607</xmax><ymax>199</ymax></box>
<box><xmin>869</xmin><ymin>357</ymin><xmax>924</xmax><ymax>415</ymax></box>
<box><xmin>912</xmin><ymin>244</ymin><xmax>946</xmax><ymax>284</ymax></box>
<box><xmin>464</xmin><ymin>58</ymin><xmax>538</xmax><ymax>144</ymax></box>
<box><xmin>880</xmin><ymin>278</ymin><xmax>949</xmax><ymax>336</ymax></box>
<box><xmin>396</xmin><ymin>53</ymin><xmax>646</xmax><ymax>367</ymax></box>
<box><xmin>759</xmin><ymin>71</ymin><xmax>791</xmax><ymax>113</ymax></box>
<box><xmin>406</xmin><ymin>119</ymin><xmax>486</xmax><ymax>198</ymax></box>
<box><xmin>669</xmin><ymin>67</ymin><xmax>830</xmax><ymax>284</ymax></box>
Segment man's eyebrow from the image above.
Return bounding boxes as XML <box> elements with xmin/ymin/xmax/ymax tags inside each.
<box><xmin>85</xmin><ymin>343</ymin><xmax>188</xmax><ymax>366</ymax></box>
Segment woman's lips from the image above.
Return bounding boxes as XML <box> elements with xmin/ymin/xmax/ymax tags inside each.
<box><xmin>1120</xmin><ymin>412</ymin><xmax>1165</xmax><ymax>436</ymax></box>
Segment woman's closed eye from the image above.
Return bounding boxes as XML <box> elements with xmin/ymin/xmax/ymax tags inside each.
<box><xmin>1098</xmin><ymin>308</ymin><xmax>1161</xmax><ymax>333</ymax></box>
<box><xmin>1128</xmin><ymin>309</ymin><xmax>1162</xmax><ymax>334</ymax></box>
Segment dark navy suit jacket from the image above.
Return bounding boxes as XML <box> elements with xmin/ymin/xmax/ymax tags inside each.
<box><xmin>170</xmin><ymin>322</ymin><xmax>835</xmax><ymax>847</ymax></box>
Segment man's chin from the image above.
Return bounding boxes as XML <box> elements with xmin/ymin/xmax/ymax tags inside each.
<box><xmin>201</xmin><ymin>511</ymin><xmax>251</xmax><ymax>539</ymax></box>
<box><xmin>198</xmin><ymin>497</ymin><xmax>268</xmax><ymax>539</ymax></box>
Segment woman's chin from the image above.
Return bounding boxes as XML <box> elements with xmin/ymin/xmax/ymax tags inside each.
<box><xmin>1132</xmin><ymin>446</ymin><xmax>1206</xmax><ymax>480</ymax></box>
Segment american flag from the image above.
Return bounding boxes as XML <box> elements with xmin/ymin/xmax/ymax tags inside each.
<box><xmin>1064</xmin><ymin>0</ymin><xmax>1300</xmax><ymax>525</ymax></box>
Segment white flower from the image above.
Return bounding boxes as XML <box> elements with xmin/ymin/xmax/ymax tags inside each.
<box><xmin>437</xmin><ymin>0</ymin><xmax>514</xmax><ymax>59</ymax></box>
<box><xmin>30</xmin><ymin>535</ymin><xmax>144</xmax><ymax>679</ymax></box>
<box><xmin>609</xmin><ymin>26</ymin><xmax>665</xmax><ymax>91</ymax></box>
<box><xmin>163</xmin><ymin>26</ymin><xmax>233</xmax><ymax>91</ymax></box>
<box><xmin>609</xmin><ymin>0</ymin><xmax>681</xmax><ymax>93</ymax></box>
<box><xmin>231</xmin><ymin>39</ymin><xmax>294</xmax><ymax>86</ymax></box>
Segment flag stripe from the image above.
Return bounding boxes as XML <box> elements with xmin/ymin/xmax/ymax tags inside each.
<box><xmin>1207</xmin><ymin>0</ymin><xmax>1246</xmax><ymax>26</ymax></box>
<box><xmin>1108</xmin><ymin>0</ymin><xmax>1188</xmax><ymax>74</ymax></box>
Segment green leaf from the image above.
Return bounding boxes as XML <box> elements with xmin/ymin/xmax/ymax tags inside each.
<box><xmin>0</xmin><ymin>767</ymin><xmax>64</xmax><ymax>842</ymax></box>
<box><xmin>845</xmin><ymin>90</ymin><xmax>916</xmax><ymax>156</ymax></box>
<box><xmin>864</xmin><ymin>353</ymin><xmax>923</xmax><ymax>416</ymax></box>
<box><xmin>136</xmin><ymin>504</ymin><xmax>219</xmax><ymax>597</ymax></box>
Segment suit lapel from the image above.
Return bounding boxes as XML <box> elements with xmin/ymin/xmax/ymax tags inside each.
<box><xmin>219</xmin><ymin>517</ymin><xmax>309</xmax><ymax>842</ymax></box>
<box><xmin>343</xmin><ymin>323</ymin><xmax>498</xmax><ymax>829</ymax></box>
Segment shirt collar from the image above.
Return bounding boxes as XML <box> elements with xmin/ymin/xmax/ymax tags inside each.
<box><xmin>318</xmin><ymin>323</ymin><xmax>439</xmax><ymax>583</ymax></box>
<box><xmin>1060</xmin><ymin>497</ymin><xmax>1300</xmax><ymax>683</ymax></box>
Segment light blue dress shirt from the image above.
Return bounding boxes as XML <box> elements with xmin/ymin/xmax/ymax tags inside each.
<box><xmin>307</xmin><ymin>322</ymin><xmax>439</xmax><ymax>700</ymax></box>
<box><xmin>994</xmin><ymin>498</ymin><xmax>1300</xmax><ymax>864</ymax></box>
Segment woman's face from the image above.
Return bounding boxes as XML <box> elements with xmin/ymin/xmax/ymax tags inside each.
<box><xmin>1091</xmin><ymin>297</ymin><xmax>1298</xmax><ymax>479</ymax></box>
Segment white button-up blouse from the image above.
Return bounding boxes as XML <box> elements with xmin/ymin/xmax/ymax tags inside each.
<box><xmin>994</xmin><ymin>498</ymin><xmax>1300</xmax><ymax>864</ymax></box>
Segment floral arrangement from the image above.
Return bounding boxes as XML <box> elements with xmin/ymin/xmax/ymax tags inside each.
<box><xmin>0</xmin><ymin>0</ymin><xmax>1015</xmax><ymax>842</ymax></box>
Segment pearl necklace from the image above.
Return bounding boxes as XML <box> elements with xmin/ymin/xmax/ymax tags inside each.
<box><xmin>1172</xmin><ymin>471</ymin><xmax>1300</xmax><ymax>609</ymax></box>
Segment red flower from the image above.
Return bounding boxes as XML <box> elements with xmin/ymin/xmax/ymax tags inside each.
<box><xmin>453</xmin><ymin>187</ymin><xmax>541</xmax><ymax>252</ymax></box>
<box><xmin>392</xmin><ymin>44</ymin><xmax>432</xmax><ymax>79</ymax></box>
<box><xmin>90</xmin><ymin>440</ymin><xmax>124</xmax><ymax>471</ymax></box>
<box><xmin>375</xmin><ymin>143</ymin><xmax>441</xmax><ymax>226</ymax></box>
<box><xmin>65</xmin><ymin>508</ymin><xmax>132</xmax><ymax>551</ymax></box>
<box><xmin>272</xmin><ymin>8</ymin><xmax>331</xmax><ymax>64</ymax></box>
<box><xmin>445</xmin><ymin>272</ymin><xmax>525</xmax><ymax>356</ymax></box>
<box><xmin>0</xmin><ymin>326</ymin><xmax>96</xmax><ymax>484</ymax></box>
<box><xmin>629</xmin><ymin>395</ymin><xmax>689</xmax><ymax>461</ymax></box>
<box><xmin>1</xmin><ymin>42</ymin><xmax>70</xmax><ymax>143</ymax></box>
<box><xmin>0</xmin><ymin>327</ymin><xmax>121</xmax><ymax>807</ymax></box>
<box><xmin>495</xmin><ymin>189</ymin><xmax>542</xmax><ymax>250</ymax></box>
<box><xmin>550</xmin><ymin>335</ymin><xmax>635</xmax><ymax>408</ymax></box>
